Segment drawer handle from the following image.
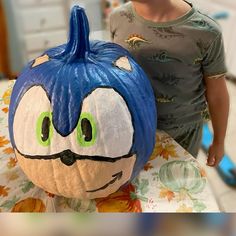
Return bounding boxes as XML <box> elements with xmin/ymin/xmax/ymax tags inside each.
<box><xmin>44</xmin><ymin>40</ymin><xmax>49</xmax><ymax>48</ymax></box>
<box><xmin>40</xmin><ymin>18</ymin><xmax>47</xmax><ymax>27</ymax></box>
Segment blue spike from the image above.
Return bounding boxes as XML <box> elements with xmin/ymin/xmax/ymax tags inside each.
<box><xmin>60</xmin><ymin>6</ymin><xmax>90</xmax><ymax>62</ymax></box>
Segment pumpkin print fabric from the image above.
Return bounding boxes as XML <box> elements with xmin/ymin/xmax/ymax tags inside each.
<box><xmin>1</xmin><ymin>80</ymin><xmax>219</xmax><ymax>212</ymax></box>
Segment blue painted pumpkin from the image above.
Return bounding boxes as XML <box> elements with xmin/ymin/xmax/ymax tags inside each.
<box><xmin>8</xmin><ymin>6</ymin><xmax>157</xmax><ymax>199</ymax></box>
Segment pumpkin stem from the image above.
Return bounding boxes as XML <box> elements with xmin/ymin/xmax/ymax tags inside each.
<box><xmin>63</xmin><ymin>6</ymin><xmax>90</xmax><ymax>61</ymax></box>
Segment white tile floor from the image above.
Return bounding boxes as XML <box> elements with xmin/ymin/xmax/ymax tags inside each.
<box><xmin>197</xmin><ymin>80</ymin><xmax>236</xmax><ymax>212</ymax></box>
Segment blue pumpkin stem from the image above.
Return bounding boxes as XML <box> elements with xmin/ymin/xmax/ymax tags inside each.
<box><xmin>63</xmin><ymin>6</ymin><xmax>90</xmax><ymax>62</ymax></box>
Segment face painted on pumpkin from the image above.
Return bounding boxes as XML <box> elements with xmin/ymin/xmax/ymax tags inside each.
<box><xmin>9</xmin><ymin>6</ymin><xmax>157</xmax><ymax>199</ymax></box>
<box><xmin>13</xmin><ymin>85</ymin><xmax>136</xmax><ymax>196</ymax></box>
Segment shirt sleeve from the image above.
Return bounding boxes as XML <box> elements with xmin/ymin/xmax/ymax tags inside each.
<box><xmin>202</xmin><ymin>32</ymin><xmax>227</xmax><ymax>77</ymax></box>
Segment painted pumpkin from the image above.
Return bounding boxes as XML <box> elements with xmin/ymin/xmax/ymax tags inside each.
<box><xmin>159</xmin><ymin>161</ymin><xmax>206</xmax><ymax>194</ymax></box>
<box><xmin>8</xmin><ymin>6</ymin><xmax>157</xmax><ymax>199</ymax></box>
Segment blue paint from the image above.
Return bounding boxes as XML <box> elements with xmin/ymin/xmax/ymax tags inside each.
<box><xmin>202</xmin><ymin>124</ymin><xmax>236</xmax><ymax>187</ymax></box>
<box><xmin>8</xmin><ymin>6</ymin><xmax>157</xmax><ymax>179</ymax></box>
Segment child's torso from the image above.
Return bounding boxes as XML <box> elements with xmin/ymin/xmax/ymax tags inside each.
<box><xmin>110</xmin><ymin>2</ymin><xmax>221</xmax><ymax>128</ymax></box>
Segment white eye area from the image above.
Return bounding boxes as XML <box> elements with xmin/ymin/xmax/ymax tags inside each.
<box><xmin>13</xmin><ymin>86</ymin><xmax>66</xmax><ymax>156</ymax></box>
<box><xmin>71</xmin><ymin>88</ymin><xmax>134</xmax><ymax>158</ymax></box>
<box><xmin>13</xmin><ymin>86</ymin><xmax>134</xmax><ymax>159</ymax></box>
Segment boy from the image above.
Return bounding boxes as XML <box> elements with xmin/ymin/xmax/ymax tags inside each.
<box><xmin>110</xmin><ymin>0</ymin><xmax>229</xmax><ymax>166</ymax></box>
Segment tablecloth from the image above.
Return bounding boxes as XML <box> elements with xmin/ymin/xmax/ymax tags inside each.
<box><xmin>0</xmin><ymin>80</ymin><xmax>219</xmax><ymax>212</ymax></box>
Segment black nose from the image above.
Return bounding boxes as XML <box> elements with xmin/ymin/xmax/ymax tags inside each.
<box><xmin>60</xmin><ymin>150</ymin><xmax>76</xmax><ymax>166</ymax></box>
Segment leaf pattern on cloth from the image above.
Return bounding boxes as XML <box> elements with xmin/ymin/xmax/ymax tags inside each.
<box><xmin>157</xmin><ymin>143</ymin><xmax>178</xmax><ymax>161</ymax></box>
<box><xmin>143</xmin><ymin>162</ymin><xmax>153</xmax><ymax>171</ymax></box>
<box><xmin>1</xmin><ymin>107</ymin><xmax>9</xmax><ymax>113</ymax></box>
<box><xmin>0</xmin><ymin>196</ymin><xmax>20</xmax><ymax>210</ymax></box>
<box><xmin>7</xmin><ymin>157</ymin><xmax>17</xmax><ymax>169</ymax></box>
<box><xmin>0</xmin><ymin>136</ymin><xmax>10</xmax><ymax>147</ymax></box>
<box><xmin>96</xmin><ymin>184</ymin><xmax>142</xmax><ymax>212</ymax></box>
<box><xmin>0</xmin><ymin>185</ymin><xmax>10</xmax><ymax>197</ymax></box>
<box><xmin>20</xmin><ymin>181</ymin><xmax>35</xmax><ymax>193</ymax></box>
<box><xmin>159</xmin><ymin>188</ymin><xmax>175</xmax><ymax>202</ymax></box>
<box><xmin>4</xmin><ymin>171</ymin><xmax>19</xmax><ymax>181</ymax></box>
<box><xmin>3</xmin><ymin>147</ymin><xmax>14</xmax><ymax>154</ymax></box>
<box><xmin>150</xmin><ymin>133</ymin><xmax>178</xmax><ymax>161</ymax></box>
<box><xmin>1</xmin><ymin>87</ymin><xmax>12</xmax><ymax>105</ymax></box>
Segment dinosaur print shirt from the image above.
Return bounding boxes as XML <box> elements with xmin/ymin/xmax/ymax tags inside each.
<box><xmin>110</xmin><ymin>2</ymin><xmax>227</xmax><ymax>129</ymax></box>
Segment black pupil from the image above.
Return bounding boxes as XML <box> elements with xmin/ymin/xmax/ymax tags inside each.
<box><xmin>81</xmin><ymin>118</ymin><xmax>92</xmax><ymax>142</ymax></box>
<box><xmin>41</xmin><ymin>116</ymin><xmax>50</xmax><ymax>142</ymax></box>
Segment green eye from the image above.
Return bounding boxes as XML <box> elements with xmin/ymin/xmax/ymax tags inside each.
<box><xmin>77</xmin><ymin>112</ymin><xmax>97</xmax><ymax>147</ymax></box>
<box><xmin>36</xmin><ymin>112</ymin><xmax>53</xmax><ymax>146</ymax></box>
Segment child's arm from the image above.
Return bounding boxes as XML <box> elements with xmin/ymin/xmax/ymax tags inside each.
<box><xmin>204</xmin><ymin>74</ymin><xmax>229</xmax><ymax>167</ymax></box>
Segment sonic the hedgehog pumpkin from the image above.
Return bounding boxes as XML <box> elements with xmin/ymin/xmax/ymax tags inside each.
<box><xmin>8</xmin><ymin>6</ymin><xmax>157</xmax><ymax>199</ymax></box>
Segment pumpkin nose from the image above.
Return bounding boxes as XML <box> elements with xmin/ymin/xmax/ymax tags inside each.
<box><xmin>60</xmin><ymin>149</ymin><xmax>76</xmax><ymax>166</ymax></box>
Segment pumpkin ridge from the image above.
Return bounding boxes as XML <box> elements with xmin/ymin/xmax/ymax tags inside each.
<box><xmin>50</xmin><ymin>159</ymin><xmax>61</xmax><ymax>195</ymax></box>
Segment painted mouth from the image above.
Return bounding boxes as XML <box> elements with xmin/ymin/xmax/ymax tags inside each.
<box><xmin>86</xmin><ymin>171</ymin><xmax>123</xmax><ymax>193</ymax></box>
<box><xmin>20</xmin><ymin>149</ymin><xmax>134</xmax><ymax>166</ymax></box>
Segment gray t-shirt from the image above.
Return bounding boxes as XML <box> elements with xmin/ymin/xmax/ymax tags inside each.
<box><xmin>110</xmin><ymin>1</ymin><xmax>227</xmax><ymax>129</ymax></box>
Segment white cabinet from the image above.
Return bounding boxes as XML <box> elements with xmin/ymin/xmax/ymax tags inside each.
<box><xmin>16</xmin><ymin>0</ymin><xmax>60</xmax><ymax>7</ymax></box>
<box><xmin>6</xmin><ymin>0</ymin><xmax>68</xmax><ymax>69</ymax></box>
<box><xmin>20</xmin><ymin>6</ymin><xmax>66</xmax><ymax>33</ymax></box>
<box><xmin>4</xmin><ymin>0</ymin><xmax>103</xmax><ymax>72</ymax></box>
<box><xmin>24</xmin><ymin>30</ymin><xmax>67</xmax><ymax>52</ymax></box>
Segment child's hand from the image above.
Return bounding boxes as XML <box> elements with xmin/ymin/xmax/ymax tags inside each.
<box><xmin>207</xmin><ymin>141</ymin><xmax>225</xmax><ymax>167</ymax></box>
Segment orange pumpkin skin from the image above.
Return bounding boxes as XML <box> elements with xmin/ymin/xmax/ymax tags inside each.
<box><xmin>96</xmin><ymin>184</ymin><xmax>142</xmax><ymax>212</ymax></box>
<box><xmin>11</xmin><ymin>198</ymin><xmax>46</xmax><ymax>212</ymax></box>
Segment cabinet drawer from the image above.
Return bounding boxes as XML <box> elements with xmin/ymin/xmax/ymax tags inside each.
<box><xmin>21</xmin><ymin>6</ymin><xmax>66</xmax><ymax>33</ymax></box>
<box><xmin>24</xmin><ymin>30</ymin><xmax>67</xmax><ymax>52</ymax></box>
<box><xmin>17</xmin><ymin>0</ymin><xmax>62</xmax><ymax>7</ymax></box>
